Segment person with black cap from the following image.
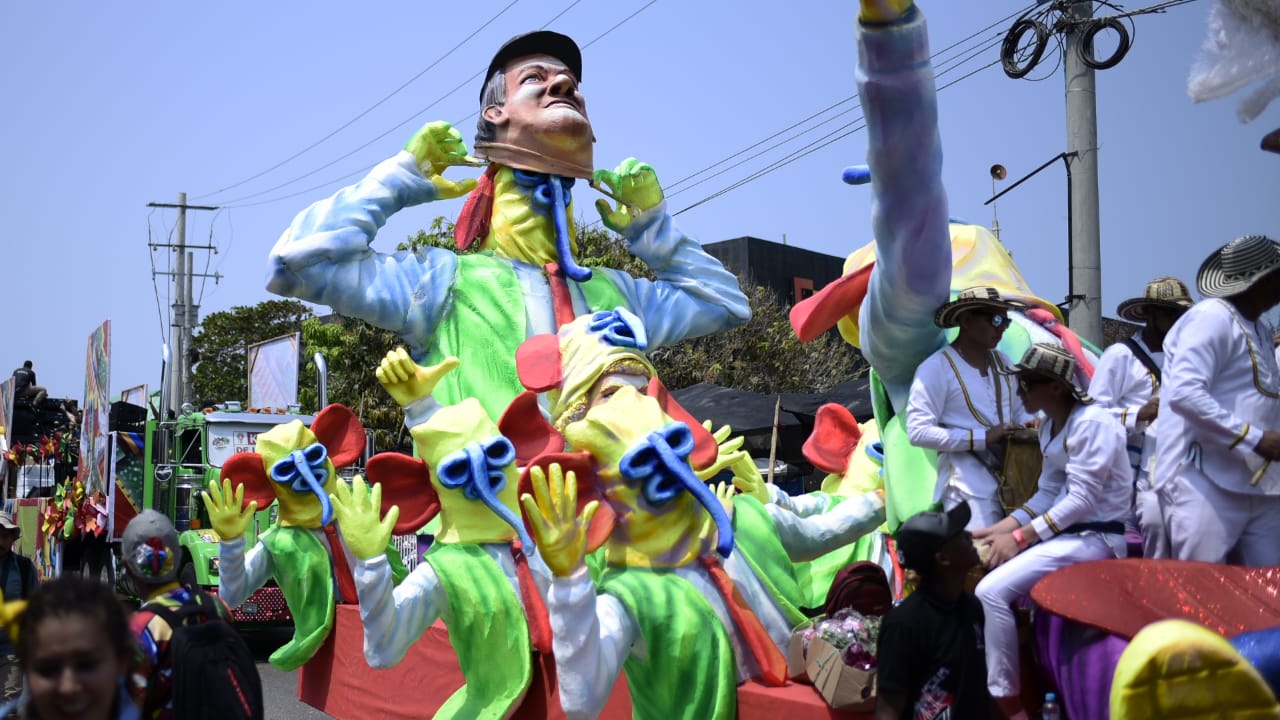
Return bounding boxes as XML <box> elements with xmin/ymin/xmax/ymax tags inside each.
<box><xmin>1087</xmin><ymin>277</ymin><xmax>1193</xmax><ymax>558</ymax></box>
<box><xmin>267</xmin><ymin>30</ymin><xmax>749</xmax><ymax>425</ymax></box>
<box><xmin>1157</xmin><ymin>234</ymin><xmax>1280</xmax><ymax>566</ymax></box>
<box><xmin>875</xmin><ymin>503</ymin><xmax>989</xmax><ymax>720</ymax></box>
<box><xmin>906</xmin><ymin>286</ymin><xmax>1034</xmax><ymax>531</ymax></box>
<box><xmin>971</xmin><ymin>343</ymin><xmax>1131</xmax><ymax>720</ymax></box>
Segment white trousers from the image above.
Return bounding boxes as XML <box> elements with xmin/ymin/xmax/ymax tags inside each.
<box><xmin>1134</xmin><ymin>488</ymin><xmax>1170</xmax><ymax>559</ymax></box>
<box><xmin>1161</xmin><ymin>469</ymin><xmax>1280</xmax><ymax>566</ymax></box>
<box><xmin>942</xmin><ymin>485</ymin><xmax>1004</xmax><ymax>531</ymax></box>
<box><xmin>974</xmin><ymin>534</ymin><xmax>1117</xmax><ymax>698</ymax></box>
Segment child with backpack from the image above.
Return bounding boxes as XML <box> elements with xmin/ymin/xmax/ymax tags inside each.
<box><xmin>122</xmin><ymin>510</ymin><xmax>263</xmax><ymax>720</ymax></box>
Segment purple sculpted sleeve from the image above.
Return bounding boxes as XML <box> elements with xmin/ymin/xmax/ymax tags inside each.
<box><xmin>855</xmin><ymin>8</ymin><xmax>953</xmax><ymax>412</ymax></box>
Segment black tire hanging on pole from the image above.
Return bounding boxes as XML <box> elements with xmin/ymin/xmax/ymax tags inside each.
<box><xmin>1079</xmin><ymin>16</ymin><xmax>1130</xmax><ymax>70</ymax></box>
<box><xmin>1002</xmin><ymin>17</ymin><xmax>1050</xmax><ymax>79</ymax></box>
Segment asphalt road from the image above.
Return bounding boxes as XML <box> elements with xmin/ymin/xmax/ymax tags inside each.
<box><xmin>244</xmin><ymin>628</ymin><xmax>334</xmax><ymax>719</ymax></box>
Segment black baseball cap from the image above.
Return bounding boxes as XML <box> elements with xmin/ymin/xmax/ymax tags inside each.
<box><xmin>481</xmin><ymin>30</ymin><xmax>583</xmax><ymax>103</ymax></box>
<box><xmin>895</xmin><ymin>503</ymin><xmax>971</xmax><ymax>571</ymax></box>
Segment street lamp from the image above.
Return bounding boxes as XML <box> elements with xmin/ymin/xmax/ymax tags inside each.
<box><xmin>983</xmin><ymin>151</ymin><xmax>1083</xmax><ymax>318</ymax></box>
<box><xmin>990</xmin><ymin>164</ymin><xmax>1007</xmax><ymax>241</ymax></box>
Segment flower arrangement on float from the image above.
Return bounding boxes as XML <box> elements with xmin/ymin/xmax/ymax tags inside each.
<box><xmin>788</xmin><ymin>608</ymin><xmax>883</xmax><ymax>711</ymax></box>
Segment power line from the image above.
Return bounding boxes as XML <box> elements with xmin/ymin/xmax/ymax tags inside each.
<box><xmin>665</xmin><ymin>96</ymin><xmax>859</xmax><ymax>192</ymax></box>
<box><xmin>663</xmin><ymin>36</ymin><xmax>1005</xmax><ymax>200</ymax></box>
<box><xmin>194</xmin><ymin>1</ymin><xmax>526</xmax><ymax>201</ymax></box>
<box><xmin>673</xmin><ymin>54</ymin><xmax>1004</xmax><ymax>217</ymax></box>
<box><xmin>226</xmin><ymin>1</ymin><xmax>1009</xmax><ymax>214</ymax></box>
<box><xmin>147</xmin><ymin>211</ymin><xmax>170</xmax><ymax>346</ymax></box>
<box><xmin>220</xmin><ymin>0</ymin><xmax>655</xmax><ymax>209</ymax></box>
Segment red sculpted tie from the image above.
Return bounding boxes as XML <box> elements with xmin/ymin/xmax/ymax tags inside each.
<box><xmin>544</xmin><ymin>262</ymin><xmax>577</xmax><ymax>330</ymax></box>
<box><xmin>324</xmin><ymin>524</ymin><xmax>359</xmax><ymax>605</ymax></box>
<box><xmin>699</xmin><ymin>554</ymin><xmax>789</xmax><ymax>686</ymax></box>
<box><xmin>511</xmin><ymin>540</ymin><xmax>553</xmax><ymax>655</ymax></box>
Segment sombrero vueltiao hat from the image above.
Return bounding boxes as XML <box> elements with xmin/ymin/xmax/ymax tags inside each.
<box><xmin>934</xmin><ymin>286</ymin><xmax>1026</xmax><ymax>328</ymax></box>
<box><xmin>1005</xmin><ymin>343</ymin><xmax>1093</xmax><ymax>403</ymax></box>
<box><xmin>1115</xmin><ymin>277</ymin><xmax>1194</xmax><ymax>323</ymax></box>
<box><xmin>1196</xmin><ymin>234</ymin><xmax>1280</xmax><ymax>299</ymax></box>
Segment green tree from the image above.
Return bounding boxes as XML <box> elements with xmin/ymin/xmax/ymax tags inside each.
<box><xmin>648</xmin><ymin>281</ymin><xmax>861</xmax><ymax>394</ymax></box>
<box><xmin>300</xmin><ymin>317</ymin><xmax>405</xmax><ymax>450</ymax></box>
<box><xmin>190</xmin><ymin>299</ymin><xmax>312</xmax><ymax>405</ymax></box>
<box><xmin>573</xmin><ymin>218</ymin><xmax>859</xmax><ymax>393</ymax></box>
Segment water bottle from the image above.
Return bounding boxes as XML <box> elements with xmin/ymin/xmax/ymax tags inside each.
<box><xmin>1042</xmin><ymin>692</ymin><xmax>1062</xmax><ymax>720</ymax></box>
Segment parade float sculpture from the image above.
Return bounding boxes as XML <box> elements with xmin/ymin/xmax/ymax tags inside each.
<box><xmin>512</xmin><ymin>307</ymin><xmax>887</xmax><ymax>720</ymax></box>
<box><xmin>207</xmin><ymin>404</ymin><xmax>416</xmax><ymax>670</ymax></box>
<box><xmin>327</xmin><ymin>349</ymin><xmax>606</xmax><ymax>720</ymax></box>
<box><xmin>788</xmin><ymin>0</ymin><xmax>1099</xmax><ymax>534</ymax></box>
<box><xmin>266</xmin><ymin>30</ymin><xmax>750</xmax><ymax>425</ymax></box>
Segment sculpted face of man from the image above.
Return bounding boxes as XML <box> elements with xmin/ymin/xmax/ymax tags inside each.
<box><xmin>483</xmin><ymin>53</ymin><xmax>594</xmax><ymax>171</ymax></box>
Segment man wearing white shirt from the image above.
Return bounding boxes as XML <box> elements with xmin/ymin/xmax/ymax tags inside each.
<box><xmin>1088</xmin><ymin>277</ymin><xmax>1193</xmax><ymax>558</ymax></box>
<box><xmin>972</xmin><ymin>344</ymin><xmax>1131</xmax><ymax>720</ymax></box>
<box><xmin>1159</xmin><ymin>234</ymin><xmax>1280</xmax><ymax>566</ymax></box>
<box><xmin>907</xmin><ymin>286</ymin><xmax>1034</xmax><ymax>530</ymax></box>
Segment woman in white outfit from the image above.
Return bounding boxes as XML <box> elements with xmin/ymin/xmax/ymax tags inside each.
<box><xmin>971</xmin><ymin>343</ymin><xmax>1131</xmax><ymax>720</ymax></box>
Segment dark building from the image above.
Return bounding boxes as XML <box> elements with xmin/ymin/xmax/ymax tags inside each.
<box><xmin>703</xmin><ymin>236</ymin><xmax>846</xmax><ymax>306</ymax></box>
<box><xmin>706</xmin><ymin>235</ymin><xmax>1141</xmax><ymax>351</ymax></box>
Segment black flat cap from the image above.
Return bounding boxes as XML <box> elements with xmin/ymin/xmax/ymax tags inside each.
<box><xmin>481</xmin><ymin>30</ymin><xmax>582</xmax><ymax>103</ymax></box>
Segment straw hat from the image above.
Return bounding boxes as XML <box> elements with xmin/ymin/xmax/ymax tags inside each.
<box><xmin>1115</xmin><ymin>277</ymin><xmax>1194</xmax><ymax>322</ymax></box>
<box><xmin>934</xmin><ymin>286</ymin><xmax>1026</xmax><ymax>328</ymax></box>
<box><xmin>0</xmin><ymin>511</ymin><xmax>19</xmax><ymax>537</ymax></box>
<box><xmin>1007</xmin><ymin>343</ymin><xmax>1092</xmax><ymax>403</ymax></box>
<box><xmin>1196</xmin><ymin>234</ymin><xmax>1280</xmax><ymax>299</ymax></box>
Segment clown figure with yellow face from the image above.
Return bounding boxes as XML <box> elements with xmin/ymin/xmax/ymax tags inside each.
<box><xmin>513</xmin><ymin>308</ymin><xmax>887</xmax><ymax>720</ymax></box>
<box><xmin>205</xmin><ymin>405</ymin><xmax>412</xmax><ymax>671</ymax></box>
<box><xmin>328</xmin><ymin>350</ymin><xmax>561</xmax><ymax>720</ymax></box>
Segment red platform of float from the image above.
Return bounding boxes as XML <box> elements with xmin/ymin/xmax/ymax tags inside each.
<box><xmin>299</xmin><ymin>605</ymin><xmax>871</xmax><ymax>719</ymax></box>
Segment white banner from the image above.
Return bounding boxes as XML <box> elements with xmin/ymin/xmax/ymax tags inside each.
<box><xmin>247</xmin><ymin>333</ymin><xmax>300</xmax><ymax>411</ymax></box>
<box><xmin>120</xmin><ymin>384</ymin><xmax>148</xmax><ymax>409</ymax></box>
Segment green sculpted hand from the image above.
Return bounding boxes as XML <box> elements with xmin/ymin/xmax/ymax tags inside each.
<box><xmin>728</xmin><ymin>449</ymin><xmax>769</xmax><ymax>503</ymax></box>
<box><xmin>694</xmin><ymin>420</ymin><xmax>744</xmax><ymax>481</ymax></box>
<box><xmin>694</xmin><ymin>421</ymin><xmax>768</xmax><ymax>502</ymax></box>
<box><xmin>593</xmin><ymin>158</ymin><xmax>664</xmax><ymax>233</ymax></box>
<box><xmin>329</xmin><ymin>474</ymin><xmax>399</xmax><ymax>561</ymax></box>
<box><xmin>404</xmin><ymin>121</ymin><xmax>480</xmax><ymax>200</ymax></box>
<box><xmin>205</xmin><ymin>477</ymin><xmax>259</xmax><ymax>540</ymax></box>
<box><xmin>375</xmin><ymin>349</ymin><xmax>460</xmax><ymax>408</ymax></box>
<box><xmin>520</xmin><ymin>463</ymin><xmax>599</xmax><ymax>577</ymax></box>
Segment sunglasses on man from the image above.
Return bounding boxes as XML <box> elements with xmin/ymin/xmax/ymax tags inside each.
<box><xmin>971</xmin><ymin>312</ymin><xmax>1008</xmax><ymax>328</ymax></box>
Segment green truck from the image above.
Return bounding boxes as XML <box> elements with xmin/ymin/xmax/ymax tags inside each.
<box><xmin>114</xmin><ymin>404</ymin><xmax>314</xmax><ymax>623</ymax></box>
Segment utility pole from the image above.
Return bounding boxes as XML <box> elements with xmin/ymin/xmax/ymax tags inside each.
<box><xmin>995</xmin><ymin>0</ymin><xmax>1132</xmax><ymax>347</ymax></box>
<box><xmin>1062</xmin><ymin>0</ymin><xmax>1103</xmax><ymax>346</ymax></box>
<box><xmin>147</xmin><ymin>193</ymin><xmax>220</xmax><ymax>416</ymax></box>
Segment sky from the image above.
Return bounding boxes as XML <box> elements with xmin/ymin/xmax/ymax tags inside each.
<box><xmin>2</xmin><ymin>0</ymin><xmax>1275</xmax><ymax>404</ymax></box>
